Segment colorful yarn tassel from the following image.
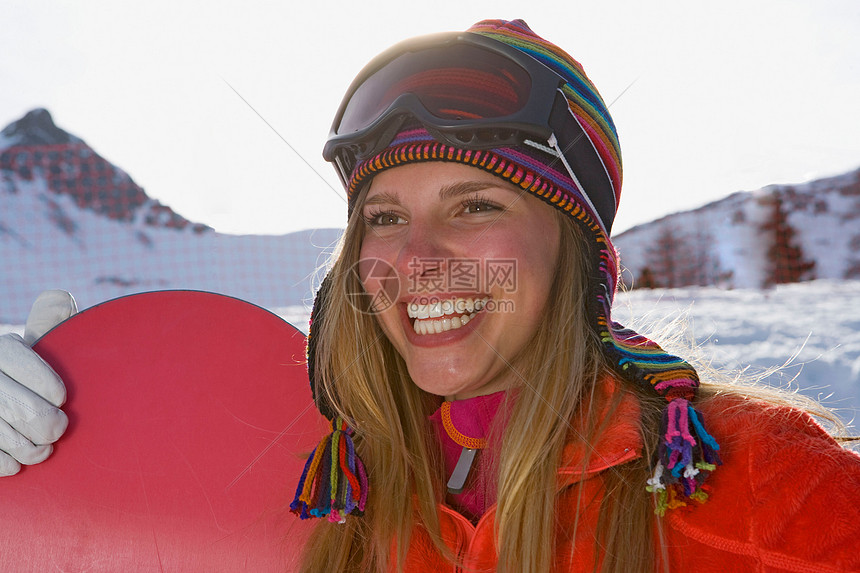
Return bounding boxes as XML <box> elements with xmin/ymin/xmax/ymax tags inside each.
<box><xmin>596</xmin><ymin>314</ymin><xmax>722</xmax><ymax>513</ymax></box>
<box><xmin>290</xmin><ymin>417</ymin><xmax>368</xmax><ymax>522</ymax></box>
<box><xmin>646</xmin><ymin>399</ymin><xmax>722</xmax><ymax>515</ymax></box>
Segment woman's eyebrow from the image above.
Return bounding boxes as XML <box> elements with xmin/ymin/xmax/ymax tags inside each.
<box><xmin>365</xmin><ymin>181</ymin><xmax>501</xmax><ymax>207</ymax></box>
<box><xmin>438</xmin><ymin>181</ymin><xmax>498</xmax><ymax>200</ymax></box>
<box><xmin>363</xmin><ymin>191</ymin><xmax>402</xmax><ymax>207</ymax></box>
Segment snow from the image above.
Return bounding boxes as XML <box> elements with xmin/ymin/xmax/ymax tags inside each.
<box><xmin>1</xmin><ymin>172</ymin><xmax>343</xmax><ymax>323</ymax></box>
<box><xmin>613</xmin><ymin>279</ymin><xmax>860</xmax><ymax>425</ymax></box>
<box><xmin>792</xmin><ymin>190</ymin><xmax>859</xmax><ymax>279</ymax></box>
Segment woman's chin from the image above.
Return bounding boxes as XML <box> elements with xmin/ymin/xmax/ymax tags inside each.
<box><xmin>408</xmin><ymin>364</ymin><xmax>510</xmax><ymax>400</ymax></box>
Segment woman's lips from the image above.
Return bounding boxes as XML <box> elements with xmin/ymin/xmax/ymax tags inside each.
<box><xmin>407</xmin><ymin>295</ymin><xmax>489</xmax><ymax>335</ymax></box>
<box><xmin>399</xmin><ymin>295</ymin><xmax>490</xmax><ymax>347</ymax></box>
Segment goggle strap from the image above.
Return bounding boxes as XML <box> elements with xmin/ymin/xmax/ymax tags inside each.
<box><xmin>521</xmin><ymin>137</ymin><xmax>556</xmax><ymax>156</ymax></box>
<box><xmin>543</xmin><ymin>132</ymin><xmax>608</xmax><ymax>235</ymax></box>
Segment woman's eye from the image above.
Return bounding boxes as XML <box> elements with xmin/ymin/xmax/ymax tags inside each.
<box><xmin>462</xmin><ymin>199</ymin><xmax>499</xmax><ymax>214</ymax></box>
<box><xmin>364</xmin><ymin>211</ymin><xmax>405</xmax><ymax>226</ymax></box>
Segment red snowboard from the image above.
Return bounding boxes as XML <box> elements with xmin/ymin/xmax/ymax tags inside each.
<box><xmin>1</xmin><ymin>291</ymin><xmax>326</xmax><ymax>571</ymax></box>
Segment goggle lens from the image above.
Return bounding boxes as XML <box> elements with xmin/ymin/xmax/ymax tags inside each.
<box><xmin>336</xmin><ymin>44</ymin><xmax>534</xmax><ymax>135</ymax></box>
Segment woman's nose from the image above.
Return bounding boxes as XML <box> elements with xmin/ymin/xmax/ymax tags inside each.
<box><xmin>394</xmin><ymin>221</ymin><xmax>454</xmax><ymax>297</ymax></box>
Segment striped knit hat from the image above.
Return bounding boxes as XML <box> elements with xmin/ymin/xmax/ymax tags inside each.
<box><xmin>292</xmin><ymin>19</ymin><xmax>720</xmax><ymax>521</ymax></box>
<box><xmin>347</xmin><ymin>19</ymin><xmax>622</xmax><ymax>236</ymax></box>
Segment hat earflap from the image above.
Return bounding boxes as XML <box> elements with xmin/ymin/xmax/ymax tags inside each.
<box><xmin>290</xmin><ymin>272</ymin><xmax>369</xmax><ymax>522</ymax></box>
<box><xmin>587</xmin><ymin>238</ymin><xmax>722</xmax><ymax>514</ymax></box>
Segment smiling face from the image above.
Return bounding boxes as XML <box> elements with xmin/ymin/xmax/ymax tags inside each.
<box><xmin>357</xmin><ymin>162</ymin><xmax>561</xmax><ymax>400</ymax></box>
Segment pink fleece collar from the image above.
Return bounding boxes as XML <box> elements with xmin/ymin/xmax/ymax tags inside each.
<box><xmin>429</xmin><ymin>391</ymin><xmax>507</xmax><ymax>521</ymax></box>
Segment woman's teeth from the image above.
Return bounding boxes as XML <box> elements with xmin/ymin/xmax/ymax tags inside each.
<box><xmin>408</xmin><ymin>297</ymin><xmax>489</xmax><ymax>335</ymax></box>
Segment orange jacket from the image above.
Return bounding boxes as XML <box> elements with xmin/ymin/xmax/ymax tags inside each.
<box><xmin>401</xmin><ymin>393</ymin><xmax>860</xmax><ymax>572</ymax></box>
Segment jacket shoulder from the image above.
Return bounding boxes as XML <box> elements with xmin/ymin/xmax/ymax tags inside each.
<box><xmin>664</xmin><ymin>394</ymin><xmax>860</xmax><ymax>572</ymax></box>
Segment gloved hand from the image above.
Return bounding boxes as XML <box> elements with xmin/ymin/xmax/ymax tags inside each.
<box><xmin>0</xmin><ymin>290</ymin><xmax>77</xmax><ymax>476</ymax></box>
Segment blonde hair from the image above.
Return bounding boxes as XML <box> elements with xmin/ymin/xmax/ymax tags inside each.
<box><xmin>300</xmin><ymin>204</ymin><xmax>442</xmax><ymax>571</ymax></box>
<box><xmin>489</xmin><ymin>210</ymin><xmax>662</xmax><ymax>573</ymax></box>
<box><xmin>298</xmin><ymin>188</ymin><xmax>853</xmax><ymax>572</ymax></box>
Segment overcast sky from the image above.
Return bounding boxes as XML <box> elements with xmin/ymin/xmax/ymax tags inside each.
<box><xmin>2</xmin><ymin>0</ymin><xmax>858</xmax><ymax>235</ymax></box>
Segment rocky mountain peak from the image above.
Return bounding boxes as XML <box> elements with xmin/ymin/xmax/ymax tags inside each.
<box><xmin>0</xmin><ymin>108</ymin><xmax>82</xmax><ymax>148</ymax></box>
<box><xmin>1</xmin><ymin>108</ymin><xmax>209</xmax><ymax>233</ymax></box>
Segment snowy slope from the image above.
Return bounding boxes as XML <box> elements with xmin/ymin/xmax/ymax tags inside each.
<box><xmin>613</xmin><ymin>280</ymin><xmax>860</xmax><ymax>425</ymax></box>
<box><xmin>614</xmin><ymin>169</ymin><xmax>860</xmax><ymax>289</ymax></box>
<box><xmin>1</xmin><ymin>172</ymin><xmax>341</xmax><ymax>322</ymax></box>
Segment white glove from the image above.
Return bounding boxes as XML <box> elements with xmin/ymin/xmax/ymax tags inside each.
<box><xmin>0</xmin><ymin>290</ymin><xmax>77</xmax><ymax>476</ymax></box>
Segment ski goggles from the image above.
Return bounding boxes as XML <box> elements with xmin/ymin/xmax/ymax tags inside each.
<box><xmin>322</xmin><ymin>31</ymin><xmax>617</xmax><ymax>232</ymax></box>
<box><xmin>323</xmin><ymin>32</ymin><xmax>574</xmax><ymax>186</ymax></box>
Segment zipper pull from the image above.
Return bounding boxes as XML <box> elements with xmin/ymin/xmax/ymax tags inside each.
<box><xmin>447</xmin><ymin>447</ymin><xmax>477</xmax><ymax>494</ymax></box>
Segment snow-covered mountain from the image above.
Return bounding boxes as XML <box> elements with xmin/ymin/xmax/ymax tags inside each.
<box><xmin>1</xmin><ymin>109</ymin><xmax>212</xmax><ymax>234</ymax></box>
<box><xmin>614</xmin><ymin>169</ymin><xmax>860</xmax><ymax>289</ymax></box>
<box><xmin>1</xmin><ymin>109</ymin><xmax>342</xmax><ymax>324</ymax></box>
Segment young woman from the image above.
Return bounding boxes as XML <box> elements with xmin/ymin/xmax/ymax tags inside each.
<box><xmin>2</xmin><ymin>18</ymin><xmax>858</xmax><ymax>573</ymax></box>
<box><xmin>289</xmin><ymin>19</ymin><xmax>860</xmax><ymax>572</ymax></box>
